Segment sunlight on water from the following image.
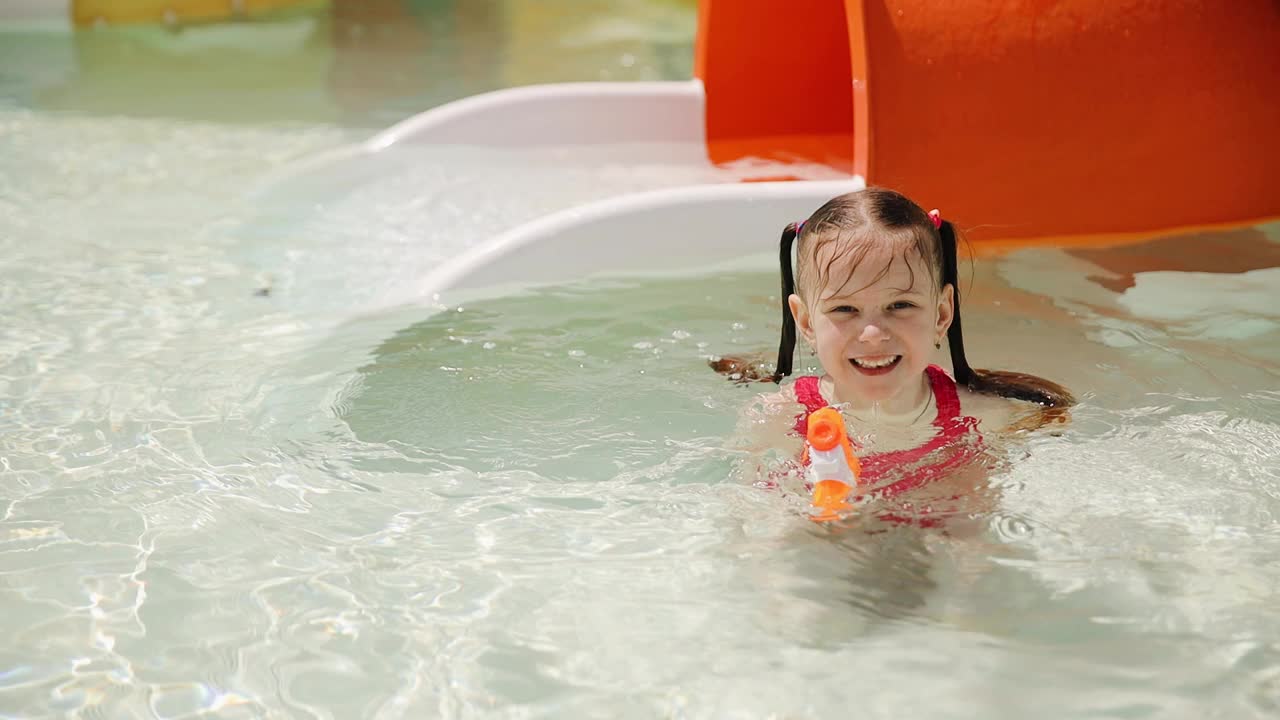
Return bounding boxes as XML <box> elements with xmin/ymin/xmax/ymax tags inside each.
<box><xmin>3</xmin><ymin>101</ymin><xmax>1280</xmax><ymax>716</ymax></box>
<box><xmin>3</xmin><ymin>4</ymin><xmax>1280</xmax><ymax>717</ymax></box>
<box><xmin>319</xmin><ymin>264</ymin><xmax>1279</xmax><ymax>718</ymax></box>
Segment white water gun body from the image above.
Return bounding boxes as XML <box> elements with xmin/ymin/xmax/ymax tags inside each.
<box><xmin>803</xmin><ymin>407</ymin><xmax>862</xmax><ymax>522</ymax></box>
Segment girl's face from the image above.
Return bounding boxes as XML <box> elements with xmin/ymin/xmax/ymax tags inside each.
<box><xmin>788</xmin><ymin>240</ymin><xmax>954</xmax><ymax>413</ymax></box>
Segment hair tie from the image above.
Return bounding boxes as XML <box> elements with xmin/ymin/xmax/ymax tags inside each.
<box><xmin>796</xmin><ymin>220</ymin><xmax>806</xmax><ymax>235</ymax></box>
<box><xmin>928</xmin><ymin>209</ymin><xmax>942</xmax><ymax>229</ymax></box>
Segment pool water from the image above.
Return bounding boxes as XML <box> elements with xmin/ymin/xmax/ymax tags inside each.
<box><xmin>4</xmin><ymin>3</ymin><xmax>1280</xmax><ymax>718</ymax></box>
<box><xmin>330</xmin><ymin>255</ymin><xmax>1280</xmax><ymax>719</ymax></box>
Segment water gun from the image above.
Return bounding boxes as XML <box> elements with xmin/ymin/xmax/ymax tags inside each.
<box><xmin>802</xmin><ymin>407</ymin><xmax>861</xmax><ymax>522</ymax></box>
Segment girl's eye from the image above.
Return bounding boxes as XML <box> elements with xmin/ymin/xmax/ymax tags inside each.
<box><xmin>830</xmin><ymin>305</ymin><xmax>856</xmax><ymax>314</ymax></box>
<box><xmin>889</xmin><ymin>301</ymin><xmax>917</xmax><ymax>311</ymax></box>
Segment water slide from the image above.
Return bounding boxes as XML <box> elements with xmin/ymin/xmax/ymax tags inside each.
<box><xmin>367</xmin><ymin>1</ymin><xmax>1280</xmax><ymax>300</ymax></box>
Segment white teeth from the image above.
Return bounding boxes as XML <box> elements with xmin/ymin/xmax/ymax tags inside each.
<box><xmin>852</xmin><ymin>356</ymin><xmax>899</xmax><ymax>368</ymax></box>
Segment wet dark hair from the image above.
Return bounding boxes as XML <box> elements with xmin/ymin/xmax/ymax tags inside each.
<box><xmin>772</xmin><ymin>187</ymin><xmax>1074</xmax><ymax>408</ymax></box>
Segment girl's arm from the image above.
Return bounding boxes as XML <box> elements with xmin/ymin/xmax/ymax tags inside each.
<box><xmin>733</xmin><ymin>387</ymin><xmax>804</xmax><ymax>453</ymax></box>
<box><xmin>729</xmin><ymin>386</ymin><xmax>805</xmax><ymax>486</ymax></box>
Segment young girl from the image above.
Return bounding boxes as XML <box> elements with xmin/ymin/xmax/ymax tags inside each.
<box><xmin>719</xmin><ymin>187</ymin><xmax>1073</xmax><ymax>518</ymax></box>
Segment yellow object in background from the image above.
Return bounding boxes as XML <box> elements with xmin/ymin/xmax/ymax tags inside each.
<box><xmin>44</xmin><ymin>15</ymin><xmax>335</xmax><ymax>124</ymax></box>
<box><xmin>72</xmin><ymin>0</ymin><xmax>328</xmax><ymax>26</ymax></box>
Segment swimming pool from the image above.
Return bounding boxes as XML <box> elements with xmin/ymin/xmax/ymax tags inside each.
<box><xmin>3</xmin><ymin>3</ymin><xmax>1280</xmax><ymax>718</ymax></box>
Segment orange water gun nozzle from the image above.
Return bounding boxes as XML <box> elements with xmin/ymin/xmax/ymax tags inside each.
<box><xmin>804</xmin><ymin>407</ymin><xmax>861</xmax><ymax>523</ymax></box>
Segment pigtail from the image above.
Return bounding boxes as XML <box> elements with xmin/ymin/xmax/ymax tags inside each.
<box><xmin>705</xmin><ymin>222</ymin><xmax>800</xmax><ymax>384</ymax></box>
<box><xmin>938</xmin><ymin>220</ymin><xmax>975</xmax><ymax>387</ymax></box>
<box><xmin>939</xmin><ymin>220</ymin><xmax>1075</xmax><ymax>408</ymax></box>
<box><xmin>771</xmin><ymin>222</ymin><xmax>801</xmax><ymax>383</ymax></box>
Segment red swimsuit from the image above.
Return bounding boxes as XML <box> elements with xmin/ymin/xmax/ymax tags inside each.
<box><xmin>792</xmin><ymin>365</ymin><xmax>982</xmax><ymax>515</ymax></box>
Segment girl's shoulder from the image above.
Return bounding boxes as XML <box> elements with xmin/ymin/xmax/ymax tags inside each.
<box><xmin>740</xmin><ymin>378</ymin><xmax>813</xmax><ymax>437</ymax></box>
<box><xmin>751</xmin><ymin>380</ymin><xmax>803</xmax><ymax>412</ymax></box>
<box><xmin>735</xmin><ymin>383</ymin><xmax>807</xmax><ymax>457</ymax></box>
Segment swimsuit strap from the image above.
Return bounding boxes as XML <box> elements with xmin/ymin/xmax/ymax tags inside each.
<box><xmin>791</xmin><ymin>376</ymin><xmax>827</xmax><ymax>435</ymax></box>
<box><xmin>861</xmin><ymin>366</ymin><xmax>979</xmax><ymax>499</ymax></box>
<box><xmin>925</xmin><ymin>364</ymin><xmax>962</xmax><ymax>426</ymax></box>
<box><xmin>794</xmin><ymin>375</ymin><xmax>827</xmax><ymax>414</ymax></box>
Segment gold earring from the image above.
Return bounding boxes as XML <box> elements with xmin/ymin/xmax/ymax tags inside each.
<box><xmin>935</xmin><ymin>340</ymin><xmax>942</xmax><ymax>349</ymax></box>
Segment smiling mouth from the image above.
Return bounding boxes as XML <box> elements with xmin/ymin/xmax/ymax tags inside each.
<box><xmin>849</xmin><ymin>355</ymin><xmax>901</xmax><ymax>374</ymax></box>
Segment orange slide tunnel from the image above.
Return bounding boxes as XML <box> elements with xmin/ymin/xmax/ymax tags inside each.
<box><xmin>695</xmin><ymin>0</ymin><xmax>1280</xmax><ymax>244</ymax></box>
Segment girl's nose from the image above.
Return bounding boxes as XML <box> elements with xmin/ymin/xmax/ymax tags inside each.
<box><xmin>858</xmin><ymin>322</ymin><xmax>889</xmax><ymax>343</ymax></box>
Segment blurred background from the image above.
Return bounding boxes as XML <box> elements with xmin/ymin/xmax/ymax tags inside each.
<box><xmin>0</xmin><ymin>0</ymin><xmax>697</xmax><ymax>128</ymax></box>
